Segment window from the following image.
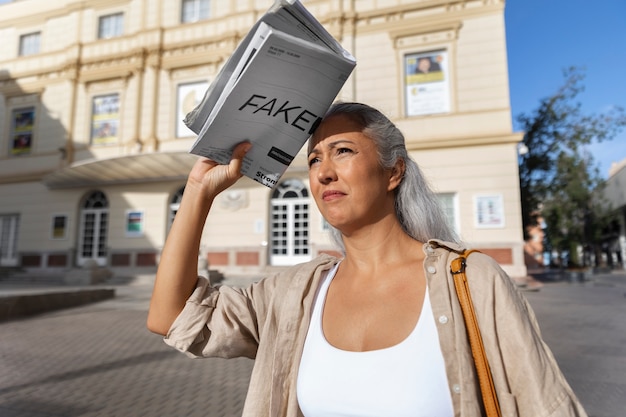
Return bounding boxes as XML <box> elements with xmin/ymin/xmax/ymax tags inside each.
<box><xmin>181</xmin><ymin>0</ymin><xmax>210</xmax><ymax>23</ymax></box>
<box><xmin>98</xmin><ymin>13</ymin><xmax>124</xmax><ymax>39</ymax></box>
<box><xmin>270</xmin><ymin>179</ymin><xmax>310</xmax><ymax>266</ymax></box>
<box><xmin>19</xmin><ymin>32</ymin><xmax>41</xmax><ymax>56</ymax></box>
<box><xmin>0</xmin><ymin>214</ymin><xmax>19</xmax><ymax>266</ymax></box>
<box><xmin>91</xmin><ymin>94</ymin><xmax>120</xmax><ymax>145</ymax></box>
<box><xmin>404</xmin><ymin>50</ymin><xmax>450</xmax><ymax>116</ymax></box>
<box><xmin>168</xmin><ymin>187</ymin><xmax>185</xmax><ymax>228</ymax></box>
<box><xmin>10</xmin><ymin>107</ymin><xmax>35</xmax><ymax>156</ymax></box>
<box><xmin>78</xmin><ymin>191</ymin><xmax>109</xmax><ymax>266</ymax></box>
<box><xmin>437</xmin><ymin>193</ymin><xmax>459</xmax><ymax>233</ymax></box>
<box><xmin>176</xmin><ymin>82</ymin><xmax>208</xmax><ymax>137</ymax></box>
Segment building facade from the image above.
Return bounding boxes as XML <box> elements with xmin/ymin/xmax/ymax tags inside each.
<box><xmin>600</xmin><ymin>160</ymin><xmax>626</xmax><ymax>268</ymax></box>
<box><xmin>0</xmin><ymin>0</ymin><xmax>527</xmax><ymax>278</ymax></box>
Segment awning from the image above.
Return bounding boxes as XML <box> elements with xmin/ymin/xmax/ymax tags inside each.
<box><xmin>42</xmin><ymin>152</ymin><xmax>198</xmax><ymax>189</ymax></box>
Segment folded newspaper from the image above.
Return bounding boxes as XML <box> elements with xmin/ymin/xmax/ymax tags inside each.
<box><xmin>184</xmin><ymin>0</ymin><xmax>356</xmax><ymax>188</ymax></box>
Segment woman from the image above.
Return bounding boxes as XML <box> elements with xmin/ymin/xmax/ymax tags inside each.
<box><xmin>147</xmin><ymin>102</ymin><xmax>587</xmax><ymax>416</ymax></box>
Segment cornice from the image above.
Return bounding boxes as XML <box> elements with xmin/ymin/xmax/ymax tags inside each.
<box><xmin>0</xmin><ymin>0</ymin><xmax>131</xmax><ymax>29</ymax></box>
<box><xmin>78</xmin><ymin>49</ymin><xmax>146</xmax><ymax>83</ymax></box>
<box><xmin>354</xmin><ymin>0</ymin><xmax>504</xmax><ymax>34</ymax></box>
<box><xmin>161</xmin><ymin>32</ymin><xmax>241</xmax><ymax>70</ymax></box>
<box><xmin>406</xmin><ymin>131</ymin><xmax>523</xmax><ymax>151</ymax></box>
<box><xmin>389</xmin><ymin>21</ymin><xmax>463</xmax><ymax>47</ymax></box>
<box><xmin>356</xmin><ymin>0</ymin><xmax>504</xmax><ymax>19</ymax></box>
<box><xmin>0</xmin><ymin>76</ymin><xmax>46</xmax><ymax>97</ymax></box>
<box><xmin>0</xmin><ymin>34</ymin><xmax>235</xmax><ymax>87</ymax></box>
<box><xmin>0</xmin><ymin>170</ymin><xmax>53</xmax><ymax>185</ymax></box>
<box><xmin>389</xmin><ymin>18</ymin><xmax>463</xmax><ymax>38</ymax></box>
<box><xmin>0</xmin><ymin>0</ymin><xmax>506</xmax><ymax>87</ymax></box>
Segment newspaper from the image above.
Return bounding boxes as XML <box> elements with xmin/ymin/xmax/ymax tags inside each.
<box><xmin>184</xmin><ymin>0</ymin><xmax>356</xmax><ymax>188</ymax></box>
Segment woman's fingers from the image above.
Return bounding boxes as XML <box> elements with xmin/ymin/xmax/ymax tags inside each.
<box><xmin>188</xmin><ymin>142</ymin><xmax>252</xmax><ymax>196</ymax></box>
<box><xmin>228</xmin><ymin>141</ymin><xmax>252</xmax><ymax>178</ymax></box>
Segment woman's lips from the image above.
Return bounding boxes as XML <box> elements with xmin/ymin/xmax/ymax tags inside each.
<box><xmin>322</xmin><ymin>190</ymin><xmax>345</xmax><ymax>201</ymax></box>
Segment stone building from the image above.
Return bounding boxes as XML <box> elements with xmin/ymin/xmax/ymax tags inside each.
<box><xmin>0</xmin><ymin>0</ymin><xmax>527</xmax><ymax>278</ymax></box>
<box><xmin>600</xmin><ymin>159</ymin><xmax>626</xmax><ymax>268</ymax></box>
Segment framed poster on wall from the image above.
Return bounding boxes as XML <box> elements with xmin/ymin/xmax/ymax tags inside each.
<box><xmin>10</xmin><ymin>107</ymin><xmax>35</xmax><ymax>155</ymax></box>
<box><xmin>91</xmin><ymin>94</ymin><xmax>120</xmax><ymax>145</ymax></box>
<box><xmin>51</xmin><ymin>214</ymin><xmax>68</xmax><ymax>240</ymax></box>
<box><xmin>404</xmin><ymin>50</ymin><xmax>450</xmax><ymax>117</ymax></box>
<box><xmin>125</xmin><ymin>210</ymin><xmax>144</xmax><ymax>237</ymax></box>
<box><xmin>474</xmin><ymin>194</ymin><xmax>505</xmax><ymax>228</ymax></box>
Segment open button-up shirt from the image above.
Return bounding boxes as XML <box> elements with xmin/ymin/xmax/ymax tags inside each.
<box><xmin>164</xmin><ymin>240</ymin><xmax>587</xmax><ymax>417</ymax></box>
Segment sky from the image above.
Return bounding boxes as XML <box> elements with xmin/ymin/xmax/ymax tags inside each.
<box><xmin>505</xmin><ymin>0</ymin><xmax>626</xmax><ymax>179</ymax></box>
<box><xmin>2</xmin><ymin>0</ymin><xmax>624</xmax><ymax>178</ymax></box>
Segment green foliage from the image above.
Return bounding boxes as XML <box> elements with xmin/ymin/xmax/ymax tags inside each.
<box><xmin>517</xmin><ymin>67</ymin><xmax>626</xmax><ymax>266</ymax></box>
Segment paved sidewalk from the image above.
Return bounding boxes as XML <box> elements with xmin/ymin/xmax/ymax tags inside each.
<box><xmin>0</xmin><ymin>271</ymin><xmax>624</xmax><ymax>416</ymax></box>
<box><xmin>522</xmin><ymin>272</ymin><xmax>626</xmax><ymax>417</ymax></box>
<box><xmin>0</xmin><ymin>274</ymin><xmax>258</xmax><ymax>417</ymax></box>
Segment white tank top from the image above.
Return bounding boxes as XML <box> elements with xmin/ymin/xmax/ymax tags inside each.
<box><xmin>297</xmin><ymin>264</ymin><xmax>454</xmax><ymax>417</ymax></box>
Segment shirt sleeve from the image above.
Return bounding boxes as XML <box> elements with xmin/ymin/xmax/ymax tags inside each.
<box><xmin>162</xmin><ymin>255</ymin><xmax>337</xmax><ymax>363</ymax></box>
<box><xmin>163</xmin><ymin>276</ymin><xmax>268</xmax><ymax>360</ymax></box>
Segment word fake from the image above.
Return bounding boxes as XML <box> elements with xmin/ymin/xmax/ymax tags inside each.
<box><xmin>238</xmin><ymin>95</ymin><xmax>322</xmax><ymax>135</ymax></box>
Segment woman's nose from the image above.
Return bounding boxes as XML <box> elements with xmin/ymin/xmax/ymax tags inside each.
<box><xmin>317</xmin><ymin>159</ymin><xmax>337</xmax><ymax>184</ymax></box>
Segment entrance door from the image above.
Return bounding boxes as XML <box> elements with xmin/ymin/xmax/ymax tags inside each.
<box><xmin>0</xmin><ymin>214</ymin><xmax>19</xmax><ymax>267</ymax></box>
<box><xmin>270</xmin><ymin>179</ymin><xmax>311</xmax><ymax>266</ymax></box>
<box><xmin>77</xmin><ymin>191</ymin><xmax>109</xmax><ymax>266</ymax></box>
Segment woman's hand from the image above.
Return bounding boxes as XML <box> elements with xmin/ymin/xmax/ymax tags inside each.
<box><xmin>187</xmin><ymin>141</ymin><xmax>252</xmax><ymax>198</ymax></box>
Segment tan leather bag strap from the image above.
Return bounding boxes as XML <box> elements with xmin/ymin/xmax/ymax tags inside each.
<box><xmin>450</xmin><ymin>249</ymin><xmax>502</xmax><ymax>417</ymax></box>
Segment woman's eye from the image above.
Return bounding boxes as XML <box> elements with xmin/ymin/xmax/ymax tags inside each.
<box><xmin>337</xmin><ymin>147</ymin><xmax>352</xmax><ymax>154</ymax></box>
<box><xmin>308</xmin><ymin>157</ymin><xmax>320</xmax><ymax>167</ymax></box>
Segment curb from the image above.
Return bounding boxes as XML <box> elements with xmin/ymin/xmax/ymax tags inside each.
<box><xmin>0</xmin><ymin>288</ymin><xmax>116</xmax><ymax>322</ymax></box>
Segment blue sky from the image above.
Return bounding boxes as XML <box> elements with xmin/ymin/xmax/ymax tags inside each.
<box><xmin>505</xmin><ymin>0</ymin><xmax>626</xmax><ymax>179</ymax></box>
<box><xmin>2</xmin><ymin>0</ymin><xmax>624</xmax><ymax>177</ymax></box>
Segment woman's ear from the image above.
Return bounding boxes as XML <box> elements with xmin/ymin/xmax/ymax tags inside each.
<box><xmin>388</xmin><ymin>158</ymin><xmax>405</xmax><ymax>191</ymax></box>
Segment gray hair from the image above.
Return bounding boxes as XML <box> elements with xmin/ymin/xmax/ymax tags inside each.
<box><xmin>312</xmin><ymin>102</ymin><xmax>460</xmax><ymax>251</ymax></box>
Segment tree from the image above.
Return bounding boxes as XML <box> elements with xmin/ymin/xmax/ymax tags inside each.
<box><xmin>540</xmin><ymin>152</ymin><xmax>613</xmax><ymax>267</ymax></box>
<box><xmin>517</xmin><ymin>67</ymin><xmax>626</xmax><ymax>267</ymax></box>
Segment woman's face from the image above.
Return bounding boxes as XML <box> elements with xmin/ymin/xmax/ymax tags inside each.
<box><xmin>307</xmin><ymin>114</ymin><xmax>401</xmax><ymax>235</ymax></box>
<box><xmin>417</xmin><ymin>57</ymin><xmax>431</xmax><ymax>73</ymax></box>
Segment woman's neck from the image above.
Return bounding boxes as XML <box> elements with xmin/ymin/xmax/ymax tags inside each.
<box><xmin>340</xmin><ymin>219</ymin><xmax>424</xmax><ymax>276</ymax></box>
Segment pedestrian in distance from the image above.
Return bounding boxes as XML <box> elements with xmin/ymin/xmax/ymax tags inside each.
<box><xmin>147</xmin><ymin>102</ymin><xmax>587</xmax><ymax>417</ymax></box>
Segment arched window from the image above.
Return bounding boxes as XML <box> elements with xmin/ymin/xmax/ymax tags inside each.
<box><xmin>270</xmin><ymin>179</ymin><xmax>311</xmax><ymax>266</ymax></box>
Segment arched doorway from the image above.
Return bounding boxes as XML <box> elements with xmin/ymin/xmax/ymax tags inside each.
<box><xmin>270</xmin><ymin>179</ymin><xmax>311</xmax><ymax>266</ymax></box>
<box><xmin>77</xmin><ymin>191</ymin><xmax>109</xmax><ymax>266</ymax></box>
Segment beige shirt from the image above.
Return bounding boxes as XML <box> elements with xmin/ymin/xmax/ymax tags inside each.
<box><xmin>164</xmin><ymin>240</ymin><xmax>587</xmax><ymax>417</ymax></box>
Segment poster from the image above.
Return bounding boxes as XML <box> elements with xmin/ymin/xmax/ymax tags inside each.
<box><xmin>51</xmin><ymin>214</ymin><xmax>68</xmax><ymax>239</ymax></box>
<box><xmin>91</xmin><ymin>94</ymin><xmax>120</xmax><ymax>145</ymax></box>
<box><xmin>404</xmin><ymin>50</ymin><xmax>450</xmax><ymax>116</ymax></box>
<box><xmin>474</xmin><ymin>194</ymin><xmax>505</xmax><ymax>228</ymax></box>
<box><xmin>125</xmin><ymin>210</ymin><xmax>144</xmax><ymax>237</ymax></box>
<box><xmin>176</xmin><ymin>81</ymin><xmax>208</xmax><ymax>137</ymax></box>
<box><xmin>11</xmin><ymin>107</ymin><xmax>35</xmax><ymax>155</ymax></box>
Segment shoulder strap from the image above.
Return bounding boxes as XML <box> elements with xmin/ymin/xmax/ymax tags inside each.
<box><xmin>451</xmin><ymin>249</ymin><xmax>502</xmax><ymax>417</ymax></box>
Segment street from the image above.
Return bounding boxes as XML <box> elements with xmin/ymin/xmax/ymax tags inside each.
<box><xmin>523</xmin><ymin>273</ymin><xmax>626</xmax><ymax>417</ymax></box>
<box><xmin>0</xmin><ymin>272</ymin><xmax>624</xmax><ymax>417</ymax></box>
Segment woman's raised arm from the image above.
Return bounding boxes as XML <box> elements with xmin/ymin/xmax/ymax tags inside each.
<box><xmin>146</xmin><ymin>142</ymin><xmax>251</xmax><ymax>335</ymax></box>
